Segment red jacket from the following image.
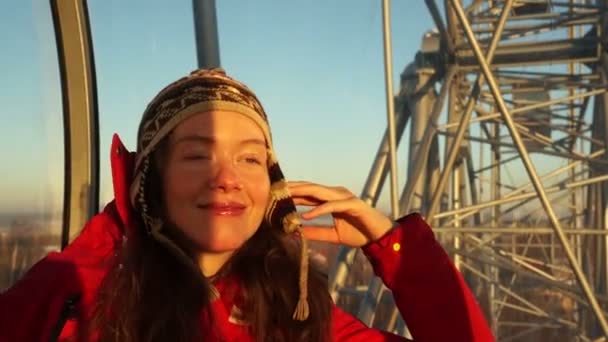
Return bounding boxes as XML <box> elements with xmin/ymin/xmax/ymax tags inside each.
<box><xmin>0</xmin><ymin>135</ymin><xmax>494</xmax><ymax>342</ymax></box>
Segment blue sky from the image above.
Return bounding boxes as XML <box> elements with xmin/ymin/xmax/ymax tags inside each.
<box><xmin>0</xmin><ymin>0</ymin><xmax>438</xmax><ymax>216</ymax></box>
<box><xmin>1</xmin><ymin>0</ymin><xmax>584</xmax><ymax>223</ymax></box>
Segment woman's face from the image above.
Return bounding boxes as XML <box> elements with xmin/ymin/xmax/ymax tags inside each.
<box><xmin>162</xmin><ymin>111</ymin><xmax>270</xmax><ymax>254</ymax></box>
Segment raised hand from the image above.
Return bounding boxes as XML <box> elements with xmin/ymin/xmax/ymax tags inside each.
<box><xmin>287</xmin><ymin>181</ymin><xmax>395</xmax><ymax>247</ymax></box>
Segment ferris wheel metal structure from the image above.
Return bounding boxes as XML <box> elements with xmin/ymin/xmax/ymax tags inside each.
<box><xmin>329</xmin><ymin>1</ymin><xmax>608</xmax><ymax>341</ymax></box>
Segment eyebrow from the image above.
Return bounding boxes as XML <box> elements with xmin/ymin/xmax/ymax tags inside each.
<box><xmin>173</xmin><ymin>135</ymin><xmax>267</xmax><ymax>147</ymax></box>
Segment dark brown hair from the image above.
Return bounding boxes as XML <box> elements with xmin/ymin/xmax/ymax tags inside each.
<box><xmin>89</xmin><ymin>144</ymin><xmax>332</xmax><ymax>342</ymax></box>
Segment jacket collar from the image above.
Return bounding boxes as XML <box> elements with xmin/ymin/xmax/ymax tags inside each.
<box><xmin>109</xmin><ymin>134</ymin><xmax>137</xmax><ymax>237</ymax></box>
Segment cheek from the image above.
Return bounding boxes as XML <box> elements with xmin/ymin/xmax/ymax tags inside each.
<box><xmin>164</xmin><ymin>166</ymin><xmax>205</xmax><ymax>201</ymax></box>
<box><xmin>162</xmin><ymin>167</ymin><xmax>207</xmax><ymax>226</ymax></box>
<box><xmin>249</xmin><ymin>179</ymin><xmax>271</xmax><ymax>208</ymax></box>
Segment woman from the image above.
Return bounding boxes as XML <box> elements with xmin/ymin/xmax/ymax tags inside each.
<box><xmin>0</xmin><ymin>68</ymin><xmax>493</xmax><ymax>341</ymax></box>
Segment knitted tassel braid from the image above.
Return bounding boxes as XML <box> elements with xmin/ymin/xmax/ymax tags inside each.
<box><xmin>129</xmin><ymin>68</ymin><xmax>310</xmax><ymax>321</ymax></box>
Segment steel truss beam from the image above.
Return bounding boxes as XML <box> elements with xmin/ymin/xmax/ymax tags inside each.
<box><xmin>330</xmin><ymin>1</ymin><xmax>608</xmax><ymax>340</ymax></box>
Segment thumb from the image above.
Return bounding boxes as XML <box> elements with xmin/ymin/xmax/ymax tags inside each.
<box><xmin>300</xmin><ymin>226</ymin><xmax>340</xmax><ymax>244</ymax></box>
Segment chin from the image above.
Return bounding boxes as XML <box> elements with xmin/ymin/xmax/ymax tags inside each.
<box><xmin>177</xmin><ymin>220</ymin><xmax>261</xmax><ymax>253</ymax></box>
<box><xmin>194</xmin><ymin>233</ymin><xmax>250</xmax><ymax>253</ymax></box>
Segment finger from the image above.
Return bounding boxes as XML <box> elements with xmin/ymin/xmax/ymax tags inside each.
<box><xmin>288</xmin><ymin>181</ymin><xmax>354</xmax><ymax>199</ymax></box>
<box><xmin>300</xmin><ymin>226</ymin><xmax>340</xmax><ymax>244</ymax></box>
<box><xmin>286</xmin><ymin>181</ymin><xmax>311</xmax><ymax>187</ymax></box>
<box><xmin>301</xmin><ymin>198</ymin><xmax>358</xmax><ymax>220</ymax></box>
<box><xmin>286</xmin><ymin>181</ymin><xmax>319</xmax><ymax>190</ymax></box>
<box><xmin>288</xmin><ymin>183</ymin><xmax>353</xmax><ymax>202</ymax></box>
<box><xmin>291</xmin><ymin>197</ymin><xmax>324</xmax><ymax>206</ymax></box>
<box><xmin>288</xmin><ymin>181</ymin><xmax>334</xmax><ymax>189</ymax></box>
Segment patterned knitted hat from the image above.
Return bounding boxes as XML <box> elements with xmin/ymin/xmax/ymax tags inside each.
<box><xmin>129</xmin><ymin>68</ymin><xmax>309</xmax><ymax>321</ymax></box>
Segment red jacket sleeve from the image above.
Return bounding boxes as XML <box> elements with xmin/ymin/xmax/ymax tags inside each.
<box><xmin>331</xmin><ymin>304</ymin><xmax>410</xmax><ymax>342</ymax></box>
<box><xmin>356</xmin><ymin>213</ymin><xmax>494</xmax><ymax>342</ymax></box>
<box><xmin>0</xmin><ymin>209</ymin><xmax>120</xmax><ymax>342</ymax></box>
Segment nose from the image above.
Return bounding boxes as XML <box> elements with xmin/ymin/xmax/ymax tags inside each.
<box><xmin>208</xmin><ymin>159</ymin><xmax>242</xmax><ymax>192</ymax></box>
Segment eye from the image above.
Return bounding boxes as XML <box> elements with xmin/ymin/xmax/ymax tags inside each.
<box><xmin>239</xmin><ymin>154</ymin><xmax>264</xmax><ymax>165</ymax></box>
<box><xmin>244</xmin><ymin>156</ymin><xmax>262</xmax><ymax>165</ymax></box>
<box><xmin>183</xmin><ymin>154</ymin><xmax>209</xmax><ymax>161</ymax></box>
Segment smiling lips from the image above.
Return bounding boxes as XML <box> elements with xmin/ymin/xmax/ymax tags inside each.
<box><xmin>199</xmin><ymin>202</ymin><xmax>247</xmax><ymax>216</ymax></box>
